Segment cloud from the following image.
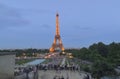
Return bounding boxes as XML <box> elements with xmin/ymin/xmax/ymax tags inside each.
<box><xmin>18</xmin><ymin>8</ymin><xmax>50</xmax><ymax>14</ymax></box>
<box><xmin>0</xmin><ymin>3</ymin><xmax>28</xmax><ymax>29</ymax></box>
<box><xmin>40</xmin><ymin>24</ymin><xmax>51</xmax><ymax>28</ymax></box>
<box><xmin>73</xmin><ymin>25</ymin><xmax>93</xmax><ymax>30</ymax></box>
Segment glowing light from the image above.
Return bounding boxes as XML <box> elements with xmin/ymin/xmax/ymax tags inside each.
<box><xmin>44</xmin><ymin>56</ymin><xmax>48</xmax><ymax>59</ymax></box>
<box><xmin>62</xmin><ymin>52</ymin><xmax>65</xmax><ymax>54</ymax></box>
<box><xmin>69</xmin><ymin>56</ymin><xmax>73</xmax><ymax>58</ymax></box>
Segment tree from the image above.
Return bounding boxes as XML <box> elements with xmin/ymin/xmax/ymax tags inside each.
<box><xmin>92</xmin><ymin>60</ymin><xmax>115</xmax><ymax>79</ymax></box>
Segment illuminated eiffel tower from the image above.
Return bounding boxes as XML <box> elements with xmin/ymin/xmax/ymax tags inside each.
<box><xmin>49</xmin><ymin>13</ymin><xmax>64</xmax><ymax>53</ymax></box>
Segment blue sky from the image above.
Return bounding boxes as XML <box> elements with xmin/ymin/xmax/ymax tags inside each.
<box><xmin>0</xmin><ymin>0</ymin><xmax>120</xmax><ymax>49</ymax></box>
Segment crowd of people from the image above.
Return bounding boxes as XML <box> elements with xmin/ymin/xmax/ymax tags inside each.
<box><xmin>37</xmin><ymin>63</ymin><xmax>79</xmax><ymax>72</ymax></box>
<box><xmin>14</xmin><ymin>65</ymin><xmax>39</xmax><ymax>79</ymax></box>
<box><xmin>53</xmin><ymin>75</ymin><xmax>67</xmax><ymax>79</ymax></box>
<box><xmin>15</xmin><ymin>55</ymin><xmax>91</xmax><ymax>79</ymax></box>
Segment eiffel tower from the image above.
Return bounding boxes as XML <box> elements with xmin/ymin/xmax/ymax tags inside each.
<box><xmin>49</xmin><ymin>13</ymin><xmax>64</xmax><ymax>53</ymax></box>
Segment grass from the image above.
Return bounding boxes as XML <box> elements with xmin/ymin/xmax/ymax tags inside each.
<box><xmin>16</xmin><ymin>59</ymin><xmax>35</xmax><ymax>65</ymax></box>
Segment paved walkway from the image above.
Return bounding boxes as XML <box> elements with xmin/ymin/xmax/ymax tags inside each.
<box><xmin>38</xmin><ymin>70</ymin><xmax>86</xmax><ymax>79</ymax></box>
<box><xmin>15</xmin><ymin>71</ymin><xmax>34</xmax><ymax>79</ymax></box>
<box><xmin>61</xmin><ymin>58</ymin><xmax>66</xmax><ymax>65</ymax></box>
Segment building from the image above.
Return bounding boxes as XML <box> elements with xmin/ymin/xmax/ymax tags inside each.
<box><xmin>0</xmin><ymin>52</ymin><xmax>15</xmax><ymax>79</ymax></box>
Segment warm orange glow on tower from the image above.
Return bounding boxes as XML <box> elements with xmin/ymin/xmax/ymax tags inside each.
<box><xmin>49</xmin><ymin>13</ymin><xmax>64</xmax><ymax>53</ymax></box>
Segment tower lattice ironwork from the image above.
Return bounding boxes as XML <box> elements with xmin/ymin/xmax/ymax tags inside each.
<box><xmin>49</xmin><ymin>13</ymin><xmax>64</xmax><ymax>52</ymax></box>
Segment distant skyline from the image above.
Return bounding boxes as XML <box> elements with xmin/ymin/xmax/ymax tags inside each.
<box><xmin>0</xmin><ymin>0</ymin><xmax>120</xmax><ymax>49</ymax></box>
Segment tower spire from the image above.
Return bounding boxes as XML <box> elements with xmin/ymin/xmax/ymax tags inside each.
<box><xmin>56</xmin><ymin>13</ymin><xmax>60</xmax><ymax>35</ymax></box>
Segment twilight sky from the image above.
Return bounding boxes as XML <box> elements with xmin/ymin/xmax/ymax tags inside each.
<box><xmin>0</xmin><ymin>0</ymin><xmax>120</xmax><ymax>49</ymax></box>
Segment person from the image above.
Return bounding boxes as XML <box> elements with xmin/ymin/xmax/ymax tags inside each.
<box><xmin>58</xmin><ymin>76</ymin><xmax>61</xmax><ymax>79</ymax></box>
<box><xmin>33</xmin><ymin>66</ymin><xmax>37</xmax><ymax>79</ymax></box>
<box><xmin>84</xmin><ymin>74</ymin><xmax>89</xmax><ymax>79</ymax></box>
<box><xmin>53</xmin><ymin>75</ymin><xmax>56</xmax><ymax>79</ymax></box>
<box><xmin>61</xmin><ymin>76</ymin><xmax>64</xmax><ymax>79</ymax></box>
<box><xmin>66</xmin><ymin>76</ymin><xmax>69</xmax><ymax>79</ymax></box>
<box><xmin>24</xmin><ymin>68</ymin><xmax>30</xmax><ymax>79</ymax></box>
<box><xmin>86</xmin><ymin>74</ymin><xmax>89</xmax><ymax>79</ymax></box>
<box><xmin>66</xmin><ymin>73</ymin><xmax>69</xmax><ymax>79</ymax></box>
<box><xmin>44</xmin><ymin>66</ymin><xmax>48</xmax><ymax>71</ymax></box>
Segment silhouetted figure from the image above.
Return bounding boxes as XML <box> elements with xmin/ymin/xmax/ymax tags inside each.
<box><xmin>24</xmin><ymin>68</ymin><xmax>30</xmax><ymax>79</ymax></box>
<box><xmin>33</xmin><ymin>66</ymin><xmax>37</xmax><ymax>79</ymax></box>
<box><xmin>84</xmin><ymin>74</ymin><xmax>89</xmax><ymax>79</ymax></box>
<box><xmin>66</xmin><ymin>73</ymin><xmax>69</xmax><ymax>79</ymax></box>
<box><xmin>86</xmin><ymin>74</ymin><xmax>89</xmax><ymax>79</ymax></box>
<box><xmin>53</xmin><ymin>75</ymin><xmax>56</xmax><ymax>79</ymax></box>
<box><xmin>61</xmin><ymin>76</ymin><xmax>64</xmax><ymax>79</ymax></box>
